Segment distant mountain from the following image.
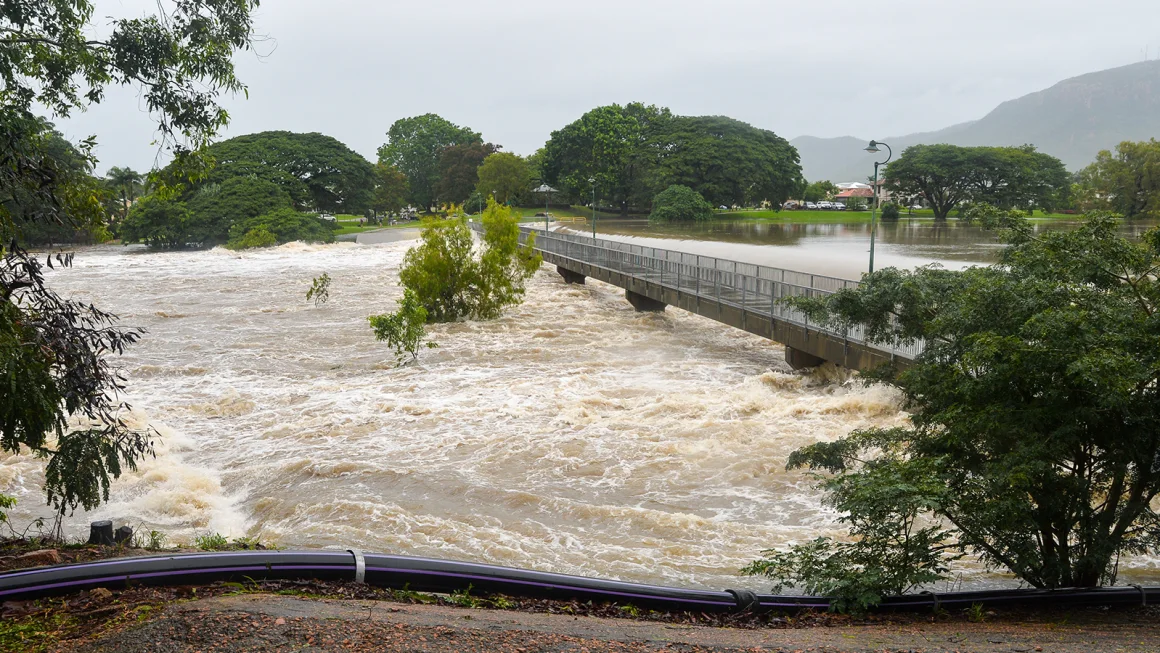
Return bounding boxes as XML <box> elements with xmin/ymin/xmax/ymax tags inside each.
<box><xmin>792</xmin><ymin>60</ymin><xmax>1160</xmax><ymax>182</ymax></box>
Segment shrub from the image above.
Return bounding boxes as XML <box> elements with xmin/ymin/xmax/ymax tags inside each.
<box><xmin>230</xmin><ymin>226</ymin><xmax>277</xmax><ymax>250</ymax></box>
<box><xmin>648</xmin><ymin>185</ymin><xmax>714</xmax><ymax>223</ymax></box>
<box><xmin>880</xmin><ymin>203</ymin><xmax>900</xmax><ymax>221</ymax></box>
<box><xmin>368</xmin><ymin>289</ymin><xmax>436</xmax><ymax>364</ymax></box>
<box><xmin>307</xmin><ymin>273</ymin><xmax>331</xmax><ymax>306</ymax></box>
<box><xmin>226</xmin><ymin>208</ymin><xmax>336</xmax><ymax>249</ymax></box>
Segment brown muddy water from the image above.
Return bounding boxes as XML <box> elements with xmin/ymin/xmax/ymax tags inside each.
<box><xmin>3</xmin><ymin>232</ymin><xmax>1158</xmax><ymax>591</ymax></box>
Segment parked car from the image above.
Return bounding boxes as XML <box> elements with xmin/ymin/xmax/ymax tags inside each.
<box><xmin>831</xmin><ymin>202</ymin><xmax>845</xmax><ymax>210</ymax></box>
<box><xmin>718</xmin><ymin>205</ymin><xmax>728</xmax><ymax>210</ymax></box>
<box><xmin>804</xmin><ymin>202</ymin><xmax>818</xmax><ymax>210</ymax></box>
<box><xmin>782</xmin><ymin>201</ymin><xmax>800</xmax><ymax>210</ymax></box>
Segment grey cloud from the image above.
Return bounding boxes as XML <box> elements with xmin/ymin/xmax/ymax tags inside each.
<box><xmin>60</xmin><ymin>0</ymin><xmax>1160</xmax><ymax>174</ymax></box>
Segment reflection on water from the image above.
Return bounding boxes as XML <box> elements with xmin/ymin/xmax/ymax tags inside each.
<box><xmin>578</xmin><ymin>218</ymin><xmax>1160</xmax><ymax>280</ymax></box>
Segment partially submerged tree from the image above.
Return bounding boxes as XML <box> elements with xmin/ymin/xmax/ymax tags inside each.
<box><xmin>747</xmin><ymin>208</ymin><xmax>1160</xmax><ymax>608</ymax></box>
<box><xmin>397</xmin><ymin>200</ymin><xmax>541</xmax><ymax>323</ymax></box>
<box><xmin>370</xmin><ymin>200</ymin><xmax>540</xmax><ymax>364</ymax></box>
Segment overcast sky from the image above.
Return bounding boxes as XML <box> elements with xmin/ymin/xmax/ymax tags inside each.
<box><xmin>58</xmin><ymin>0</ymin><xmax>1160</xmax><ymax>174</ymax></box>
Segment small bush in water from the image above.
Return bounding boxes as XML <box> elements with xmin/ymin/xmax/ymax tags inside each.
<box><xmin>368</xmin><ymin>289</ymin><xmax>437</xmax><ymax>365</ymax></box>
<box><xmin>307</xmin><ymin>273</ymin><xmax>331</xmax><ymax>306</ymax></box>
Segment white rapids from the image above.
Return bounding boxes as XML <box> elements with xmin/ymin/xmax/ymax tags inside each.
<box><xmin>3</xmin><ymin>239</ymin><xmax>1157</xmax><ymax>590</ymax></box>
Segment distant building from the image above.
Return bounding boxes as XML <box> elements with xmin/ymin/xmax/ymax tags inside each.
<box><xmin>834</xmin><ymin>187</ymin><xmax>874</xmax><ymax>205</ymax></box>
<box><xmin>873</xmin><ymin>178</ymin><xmax>893</xmax><ymax>203</ymax></box>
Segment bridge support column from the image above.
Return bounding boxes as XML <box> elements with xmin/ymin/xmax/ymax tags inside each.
<box><xmin>557</xmin><ymin>266</ymin><xmax>586</xmax><ymax>285</ymax></box>
<box><xmin>626</xmin><ymin>290</ymin><xmax>666</xmax><ymax>312</ymax></box>
<box><xmin>785</xmin><ymin>346</ymin><xmax>825</xmax><ymax>370</ymax></box>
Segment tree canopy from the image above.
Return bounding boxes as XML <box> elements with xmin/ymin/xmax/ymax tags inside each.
<box><xmin>541</xmin><ymin>104</ymin><xmax>802</xmax><ymax>213</ymax></box>
<box><xmin>885</xmin><ymin>144</ymin><xmax>1070</xmax><ymax>219</ymax></box>
<box><xmin>377</xmin><ymin>114</ymin><xmax>481</xmax><ymax>211</ymax></box>
<box><xmin>747</xmin><ymin>208</ymin><xmax>1160</xmax><ymax>608</ymax></box>
<box><xmin>201</xmin><ymin>131</ymin><xmax>376</xmax><ymax>213</ymax></box>
<box><xmin>1</xmin><ymin>0</ymin><xmax>260</xmax><ymax>526</ymax></box>
<box><xmin>121</xmin><ymin>175</ymin><xmax>292</xmax><ymax>247</ymax></box>
<box><xmin>371</xmin><ymin>163</ymin><xmax>409</xmax><ymax>219</ymax></box>
<box><xmin>476</xmin><ymin>152</ymin><xmax>531</xmax><ymax>205</ymax></box>
<box><xmin>1078</xmin><ymin>139</ymin><xmax>1160</xmax><ymax>219</ymax></box>
<box><xmin>436</xmin><ymin>142</ymin><xmax>498</xmax><ymax>206</ymax></box>
<box><xmin>540</xmin><ymin>103</ymin><xmax>669</xmax><ymax>213</ymax></box>
<box><xmin>650</xmin><ymin>115</ymin><xmax>804</xmax><ymax>208</ymax></box>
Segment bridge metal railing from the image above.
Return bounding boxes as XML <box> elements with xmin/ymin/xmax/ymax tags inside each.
<box><xmin>472</xmin><ymin>222</ymin><xmax>923</xmax><ymax>360</ymax></box>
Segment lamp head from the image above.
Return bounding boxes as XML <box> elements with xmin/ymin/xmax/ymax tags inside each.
<box><xmin>588</xmin><ymin>177</ymin><xmax>595</xmax><ymax>184</ymax></box>
<box><xmin>865</xmin><ymin>140</ymin><xmax>881</xmax><ymax>154</ymax></box>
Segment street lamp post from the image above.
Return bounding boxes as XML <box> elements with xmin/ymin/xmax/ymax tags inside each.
<box><xmin>532</xmin><ymin>184</ymin><xmax>557</xmax><ymax>234</ymax></box>
<box><xmin>864</xmin><ymin>140</ymin><xmax>893</xmax><ymax>275</ymax></box>
<box><xmin>589</xmin><ymin>177</ymin><xmax>596</xmax><ymax>239</ymax></box>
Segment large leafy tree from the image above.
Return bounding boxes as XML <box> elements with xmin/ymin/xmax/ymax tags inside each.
<box><xmin>436</xmin><ymin>141</ymin><xmax>498</xmax><ymax>206</ymax></box>
<box><xmin>1078</xmin><ymin>139</ymin><xmax>1160</xmax><ymax>219</ymax></box>
<box><xmin>540</xmin><ymin>102</ymin><xmax>670</xmax><ymax>213</ymax></box>
<box><xmin>201</xmin><ymin>131</ymin><xmax>375</xmax><ymax>213</ymax></box>
<box><xmin>0</xmin><ymin>0</ymin><xmax>259</xmax><ymax>525</ymax></box>
<box><xmin>960</xmin><ymin>146</ymin><xmax>1070</xmax><ymax>212</ymax></box>
<box><xmin>542</xmin><ymin>105</ymin><xmax>803</xmax><ymax>213</ymax></box>
<box><xmin>476</xmin><ymin>152</ymin><xmax>531</xmax><ymax>205</ymax></box>
<box><xmin>886</xmin><ymin>144</ymin><xmax>1070</xmax><ymax>219</ymax></box>
<box><xmin>377</xmin><ymin>114</ymin><xmax>481</xmax><ymax>211</ymax></box>
<box><xmin>884</xmin><ymin>144</ymin><xmax>975</xmax><ymax>220</ymax></box>
<box><xmin>650</xmin><ymin>115</ymin><xmax>804</xmax><ymax>208</ymax></box>
<box><xmin>371</xmin><ymin>163</ymin><xmax>409</xmax><ymax>220</ymax></box>
<box><xmin>747</xmin><ymin>208</ymin><xmax>1160</xmax><ymax>607</ymax></box>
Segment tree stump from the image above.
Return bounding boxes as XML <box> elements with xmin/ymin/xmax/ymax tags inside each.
<box><xmin>87</xmin><ymin>520</ymin><xmax>115</xmax><ymax>546</ymax></box>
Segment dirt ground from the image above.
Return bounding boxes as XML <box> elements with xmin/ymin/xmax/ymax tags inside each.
<box><xmin>53</xmin><ymin>592</ymin><xmax>1160</xmax><ymax>653</ymax></box>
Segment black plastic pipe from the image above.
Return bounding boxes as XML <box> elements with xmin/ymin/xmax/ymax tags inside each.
<box><xmin>0</xmin><ymin>550</ymin><xmax>1155</xmax><ymax>613</ymax></box>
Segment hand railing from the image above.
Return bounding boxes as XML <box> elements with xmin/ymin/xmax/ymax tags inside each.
<box><xmin>467</xmin><ymin>222</ymin><xmax>923</xmax><ymax>359</ymax></box>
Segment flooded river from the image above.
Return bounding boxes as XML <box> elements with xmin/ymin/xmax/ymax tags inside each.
<box><xmin>3</xmin><ymin>218</ymin><xmax>1158</xmax><ymax>590</ymax></box>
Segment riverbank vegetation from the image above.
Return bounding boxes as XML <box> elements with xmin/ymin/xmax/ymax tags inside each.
<box><xmin>648</xmin><ymin>185</ymin><xmax>715</xmax><ymax>223</ymax></box>
<box><xmin>746</xmin><ymin>206</ymin><xmax>1160</xmax><ymax>610</ymax></box>
<box><xmin>0</xmin><ymin>0</ymin><xmax>260</xmax><ymax>532</ymax></box>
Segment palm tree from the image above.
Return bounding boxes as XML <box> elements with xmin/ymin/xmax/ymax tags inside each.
<box><xmin>105</xmin><ymin>167</ymin><xmax>144</xmax><ymax>220</ymax></box>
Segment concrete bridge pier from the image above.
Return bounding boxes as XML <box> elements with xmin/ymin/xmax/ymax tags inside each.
<box><xmin>785</xmin><ymin>346</ymin><xmax>826</xmax><ymax>370</ymax></box>
<box><xmin>626</xmin><ymin>290</ymin><xmax>667</xmax><ymax>312</ymax></box>
<box><xmin>557</xmin><ymin>266</ymin><xmax>586</xmax><ymax>285</ymax></box>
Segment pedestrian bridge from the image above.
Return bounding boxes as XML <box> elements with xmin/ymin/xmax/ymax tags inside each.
<box><xmin>479</xmin><ymin>223</ymin><xmax>922</xmax><ymax>371</ymax></box>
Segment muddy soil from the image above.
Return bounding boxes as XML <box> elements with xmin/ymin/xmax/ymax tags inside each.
<box><xmin>60</xmin><ymin>592</ymin><xmax>1160</xmax><ymax>653</ymax></box>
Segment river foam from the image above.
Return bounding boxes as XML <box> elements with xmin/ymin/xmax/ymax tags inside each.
<box><xmin>4</xmin><ymin>239</ymin><xmax>1156</xmax><ymax>590</ymax></box>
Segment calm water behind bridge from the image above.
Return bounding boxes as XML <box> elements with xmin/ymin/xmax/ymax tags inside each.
<box><xmin>577</xmin><ymin>217</ymin><xmax>1160</xmax><ymax>280</ymax></box>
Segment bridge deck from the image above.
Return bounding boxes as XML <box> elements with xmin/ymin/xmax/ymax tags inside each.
<box><xmin>486</xmin><ymin>223</ymin><xmax>920</xmax><ymax>370</ymax></box>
